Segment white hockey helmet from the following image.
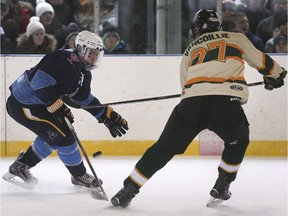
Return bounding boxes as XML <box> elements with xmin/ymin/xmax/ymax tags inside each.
<box><xmin>75</xmin><ymin>30</ymin><xmax>104</xmax><ymax>71</ymax></box>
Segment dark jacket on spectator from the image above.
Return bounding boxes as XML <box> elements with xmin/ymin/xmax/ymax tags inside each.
<box><xmin>1</xmin><ymin>34</ymin><xmax>16</xmax><ymax>54</ymax></box>
<box><xmin>47</xmin><ymin>0</ymin><xmax>81</xmax><ymax>25</ymax></box>
<box><xmin>43</xmin><ymin>18</ymin><xmax>67</xmax><ymax>49</ymax></box>
<box><xmin>246</xmin><ymin>31</ymin><xmax>265</xmax><ymax>52</ymax></box>
<box><xmin>1</xmin><ymin>16</ymin><xmax>19</xmax><ymax>47</ymax></box>
<box><xmin>237</xmin><ymin>3</ymin><xmax>272</xmax><ymax>34</ymax></box>
<box><xmin>256</xmin><ymin>11</ymin><xmax>287</xmax><ymax>44</ymax></box>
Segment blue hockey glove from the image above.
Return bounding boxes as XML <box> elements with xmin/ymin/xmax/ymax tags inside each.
<box><xmin>98</xmin><ymin>106</ymin><xmax>128</xmax><ymax>138</ymax></box>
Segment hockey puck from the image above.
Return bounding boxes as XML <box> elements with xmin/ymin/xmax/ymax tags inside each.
<box><xmin>93</xmin><ymin>151</ymin><xmax>102</xmax><ymax>158</ymax></box>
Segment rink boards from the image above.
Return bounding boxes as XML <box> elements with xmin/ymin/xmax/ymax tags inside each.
<box><xmin>0</xmin><ymin>55</ymin><xmax>287</xmax><ymax>156</ymax></box>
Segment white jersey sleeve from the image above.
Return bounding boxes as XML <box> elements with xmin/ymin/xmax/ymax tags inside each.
<box><xmin>179</xmin><ymin>31</ymin><xmax>283</xmax><ymax>102</ymax></box>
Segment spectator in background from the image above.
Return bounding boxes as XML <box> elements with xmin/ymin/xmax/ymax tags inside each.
<box><xmin>61</xmin><ymin>22</ymin><xmax>81</xmax><ymax>49</ymax></box>
<box><xmin>47</xmin><ymin>0</ymin><xmax>81</xmax><ymax>26</ymax></box>
<box><xmin>232</xmin><ymin>12</ymin><xmax>264</xmax><ymax>51</ymax></box>
<box><xmin>221</xmin><ymin>0</ymin><xmax>237</xmax><ymax>31</ymax></box>
<box><xmin>0</xmin><ymin>26</ymin><xmax>16</xmax><ymax>54</ymax></box>
<box><xmin>237</xmin><ymin>0</ymin><xmax>271</xmax><ymax>34</ymax></box>
<box><xmin>36</xmin><ymin>0</ymin><xmax>66</xmax><ymax>49</ymax></box>
<box><xmin>256</xmin><ymin>0</ymin><xmax>287</xmax><ymax>44</ymax></box>
<box><xmin>273</xmin><ymin>34</ymin><xmax>287</xmax><ymax>53</ymax></box>
<box><xmin>16</xmin><ymin>16</ymin><xmax>57</xmax><ymax>54</ymax></box>
<box><xmin>17</xmin><ymin>1</ymin><xmax>34</xmax><ymax>34</ymax></box>
<box><xmin>3</xmin><ymin>1</ymin><xmax>35</xmax><ymax>32</ymax></box>
<box><xmin>0</xmin><ymin>1</ymin><xmax>19</xmax><ymax>48</ymax></box>
<box><xmin>100</xmin><ymin>22</ymin><xmax>130</xmax><ymax>54</ymax></box>
<box><xmin>265</xmin><ymin>12</ymin><xmax>287</xmax><ymax>53</ymax></box>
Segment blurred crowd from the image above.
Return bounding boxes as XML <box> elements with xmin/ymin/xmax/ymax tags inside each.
<box><xmin>221</xmin><ymin>0</ymin><xmax>287</xmax><ymax>53</ymax></box>
<box><xmin>0</xmin><ymin>0</ymin><xmax>287</xmax><ymax>54</ymax></box>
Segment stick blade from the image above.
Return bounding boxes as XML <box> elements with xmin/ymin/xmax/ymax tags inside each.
<box><xmin>90</xmin><ymin>187</ymin><xmax>109</xmax><ymax>201</ymax></box>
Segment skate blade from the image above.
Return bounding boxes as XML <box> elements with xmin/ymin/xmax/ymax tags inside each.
<box><xmin>2</xmin><ymin>172</ymin><xmax>35</xmax><ymax>190</ymax></box>
<box><xmin>206</xmin><ymin>196</ymin><xmax>224</xmax><ymax>207</ymax></box>
<box><xmin>90</xmin><ymin>187</ymin><xmax>108</xmax><ymax>201</ymax></box>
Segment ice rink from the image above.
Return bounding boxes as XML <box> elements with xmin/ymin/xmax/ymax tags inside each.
<box><xmin>1</xmin><ymin>156</ymin><xmax>287</xmax><ymax>216</ymax></box>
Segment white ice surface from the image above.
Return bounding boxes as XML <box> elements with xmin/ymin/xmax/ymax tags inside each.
<box><xmin>1</xmin><ymin>156</ymin><xmax>287</xmax><ymax>216</ymax></box>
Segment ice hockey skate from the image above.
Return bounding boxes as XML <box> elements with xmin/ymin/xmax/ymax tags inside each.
<box><xmin>2</xmin><ymin>151</ymin><xmax>38</xmax><ymax>190</ymax></box>
<box><xmin>111</xmin><ymin>185</ymin><xmax>139</xmax><ymax>208</ymax></box>
<box><xmin>71</xmin><ymin>173</ymin><xmax>107</xmax><ymax>200</ymax></box>
<box><xmin>207</xmin><ymin>175</ymin><xmax>232</xmax><ymax>207</ymax></box>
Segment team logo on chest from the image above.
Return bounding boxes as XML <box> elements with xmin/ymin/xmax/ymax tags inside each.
<box><xmin>68</xmin><ymin>72</ymin><xmax>85</xmax><ymax>98</ymax></box>
<box><xmin>78</xmin><ymin>72</ymin><xmax>85</xmax><ymax>87</ymax></box>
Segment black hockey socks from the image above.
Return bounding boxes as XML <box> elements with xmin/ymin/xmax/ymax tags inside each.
<box><xmin>66</xmin><ymin>161</ymin><xmax>86</xmax><ymax>177</ymax></box>
<box><xmin>18</xmin><ymin>146</ymin><xmax>42</xmax><ymax>168</ymax></box>
<box><xmin>124</xmin><ymin>143</ymin><xmax>174</xmax><ymax>190</ymax></box>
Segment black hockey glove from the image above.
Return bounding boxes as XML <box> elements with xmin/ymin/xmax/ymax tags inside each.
<box><xmin>98</xmin><ymin>106</ymin><xmax>128</xmax><ymax>138</ymax></box>
<box><xmin>47</xmin><ymin>99</ymin><xmax>74</xmax><ymax>124</ymax></box>
<box><xmin>263</xmin><ymin>69</ymin><xmax>287</xmax><ymax>90</ymax></box>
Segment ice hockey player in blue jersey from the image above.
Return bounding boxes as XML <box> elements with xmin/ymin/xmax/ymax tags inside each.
<box><xmin>2</xmin><ymin>30</ymin><xmax>128</xmax><ymax>198</ymax></box>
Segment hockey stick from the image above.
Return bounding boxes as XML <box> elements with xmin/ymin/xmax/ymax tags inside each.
<box><xmin>82</xmin><ymin>81</ymin><xmax>264</xmax><ymax>109</ymax></box>
<box><xmin>64</xmin><ymin>117</ymin><xmax>108</xmax><ymax>201</ymax></box>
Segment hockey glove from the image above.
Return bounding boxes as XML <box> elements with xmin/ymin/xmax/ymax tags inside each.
<box><xmin>47</xmin><ymin>99</ymin><xmax>74</xmax><ymax>124</ymax></box>
<box><xmin>98</xmin><ymin>106</ymin><xmax>128</xmax><ymax>138</ymax></box>
<box><xmin>263</xmin><ymin>69</ymin><xmax>287</xmax><ymax>90</ymax></box>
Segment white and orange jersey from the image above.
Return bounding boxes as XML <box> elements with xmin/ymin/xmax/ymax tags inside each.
<box><xmin>180</xmin><ymin>31</ymin><xmax>283</xmax><ymax>103</ymax></box>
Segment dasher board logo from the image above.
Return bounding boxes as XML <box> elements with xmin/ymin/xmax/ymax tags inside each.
<box><xmin>230</xmin><ymin>85</ymin><xmax>243</xmax><ymax>91</ymax></box>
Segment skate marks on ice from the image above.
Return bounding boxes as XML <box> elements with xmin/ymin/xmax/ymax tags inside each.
<box><xmin>1</xmin><ymin>157</ymin><xmax>287</xmax><ymax>216</ymax></box>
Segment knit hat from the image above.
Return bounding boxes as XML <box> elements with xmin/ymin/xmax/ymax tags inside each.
<box><xmin>36</xmin><ymin>0</ymin><xmax>54</xmax><ymax>17</ymax></box>
<box><xmin>100</xmin><ymin>24</ymin><xmax>120</xmax><ymax>41</ymax></box>
<box><xmin>65</xmin><ymin>22</ymin><xmax>81</xmax><ymax>41</ymax></box>
<box><xmin>26</xmin><ymin>16</ymin><xmax>45</xmax><ymax>38</ymax></box>
<box><xmin>274</xmin><ymin>34</ymin><xmax>287</xmax><ymax>45</ymax></box>
<box><xmin>222</xmin><ymin>0</ymin><xmax>237</xmax><ymax>12</ymax></box>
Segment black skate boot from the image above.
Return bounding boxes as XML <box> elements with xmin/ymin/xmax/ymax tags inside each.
<box><xmin>210</xmin><ymin>178</ymin><xmax>231</xmax><ymax>200</ymax></box>
<box><xmin>71</xmin><ymin>173</ymin><xmax>102</xmax><ymax>188</ymax></box>
<box><xmin>71</xmin><ymin>173</ymin><xmax>107</xmax><ymax>200</ymax></box>
<box><xmin>2</xmin><ymin>151</ymin><xmax>38</xmax><ymax>190</ymax></box>
<box><xmin>207</xmin><ymin>171</ymin><xmax>232</xmax><ymax>207</ymax></box>
<box><xmin>111</xmin><ymin>184</ymin><xmax>139</xmax><ymax>208</ymax></box>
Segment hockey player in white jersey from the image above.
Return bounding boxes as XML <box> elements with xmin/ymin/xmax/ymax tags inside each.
<box><xmin>110</xmin><ymin>9</ymin><xmax>287</xmax><ymax>208</ymax></box>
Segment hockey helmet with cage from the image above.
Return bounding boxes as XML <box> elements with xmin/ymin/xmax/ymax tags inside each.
<box><xmin>75</xmin><ymin>30</ymin><xmax>104</xmax><ymax>71</ymax></box>
<box><xmin>189</xmin><ymin>9</ymin><xmax>221</xmax><ymax>39</ymax></box>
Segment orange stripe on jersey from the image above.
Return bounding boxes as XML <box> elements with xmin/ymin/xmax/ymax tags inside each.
<box><xmin>256</xmin><ymin>53</ymin><xmax>274</xmax><ymax>75</ymax></box>
<box><xmin>257</xmin><ymin>53</ymin><xmax>266</xmax><ymax>71</ymax></box>
<box><xmin>227</xmin><ymin>56</ymin><xmax>244</xmax><ymax>64</ymax></box>
<box><xmin>269</xmin><ymin>62</ymin><xmax>275</xmax><ymax>75</ymax></box>
<box><xmin>256</xmin><ymin>53</ymin><xmax>275</xmax><ymax>75</ymax></box>
<box><xmin>185</xmin><ymin>76</ymin><xmax>246</xmax><ymax>87</ymax></box>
